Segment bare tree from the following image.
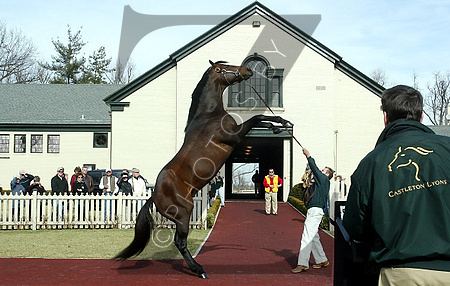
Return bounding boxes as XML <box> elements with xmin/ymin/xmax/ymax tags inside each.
<box><xmin>107</xmin><ymin>60</ymin><xmax>135</xmax><ymax>84</ymax></box>
<box><xmin>0</xmin><ymin>22</ymin><xmax>37</xmax><ymax>83</ymax></box>
<box><xmin>370</xmin><ymin>68</ymin><xmax>387</xmax><ymax>87</ymax></box>
<box><xmin>424</xmin><ymin>72</ymin><xmax>450</xmax><ymax>125</ymax></box>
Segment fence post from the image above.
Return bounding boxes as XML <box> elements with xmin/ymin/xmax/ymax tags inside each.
<box><xmin>31</xmin><ymin>192</ymin><xmax>37</xmax><ymax>230</ymax></box>
<box><xmin>117</xmin><ymin>193</ymin><xmax>123</xmax><ymax>229</ymax></box>
<box><xmin>201</xmin><ymin>187</ymin><xmax>208</xmax><ymax>229</ymax></box>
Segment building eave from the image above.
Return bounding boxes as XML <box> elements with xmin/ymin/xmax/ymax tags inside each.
<box><xmin>0</xmin><ymin>123</ymin><xmax>111</xmax><ymax>132</ymax></box>
<box><xmin>104</xmin><ymin>1</ymin><xmax>384</xmax><ymax>105</ymax></box>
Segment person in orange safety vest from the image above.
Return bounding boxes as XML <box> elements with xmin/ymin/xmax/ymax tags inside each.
<box><xmin>263</xmin><ymin>168</ymin><xmax>283</xmax><ymax>215</ymax></box>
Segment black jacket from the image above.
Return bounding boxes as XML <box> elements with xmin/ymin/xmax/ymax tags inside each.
<box><xmin>51</xmin><ymin>175</ymin><xmax>69</xmax><ymax>195</ymax></box>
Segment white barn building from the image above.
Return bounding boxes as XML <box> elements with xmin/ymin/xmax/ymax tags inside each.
<box><xmin>104</xmin><ymin>2</ymin><xmax>384</xmax><ymax>202</ymax></box>
<box><xmin>1</xmin><ymin>2</ymin><xmax>385</xmax><ymax>202</ymax></box>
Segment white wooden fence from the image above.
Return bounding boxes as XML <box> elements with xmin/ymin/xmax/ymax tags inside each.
<box><xmin>0</xmin><ymin>190</ymin><xmax>208</xmax><ymax>230</ymax></box>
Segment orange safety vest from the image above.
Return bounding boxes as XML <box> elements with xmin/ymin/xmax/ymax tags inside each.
<box><xmin>264</xmin><ymin>175</ymin><xmax>279</xmax><ymax>193</ymax></box>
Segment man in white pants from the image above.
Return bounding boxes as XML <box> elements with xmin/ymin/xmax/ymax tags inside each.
<box><xmin>292</xmin><ymin>148</ymin><xmax>334</xmax><ymax>273</ymax></box>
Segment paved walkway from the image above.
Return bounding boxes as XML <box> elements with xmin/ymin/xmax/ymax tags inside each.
<box><xmin>0</xmin><ymin>201</ymin><xmax>333</xmax><ymax>285</ymax></box>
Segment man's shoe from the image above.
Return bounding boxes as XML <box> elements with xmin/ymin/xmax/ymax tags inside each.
<box><xmin>312</xmin><ymin>260</ymin><xmax>330</xmax><ymax>269</ymax></box>
<box><xmin>291</xmin><ymin>265</ymin><xmax>309</xmax><ymax>273</ymax></box>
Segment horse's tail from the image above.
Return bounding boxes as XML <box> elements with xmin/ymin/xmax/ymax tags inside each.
<box><xmin>114</xmin><ymin>197</ymin><xmax>154</xmax><ymax>260</ymax></box>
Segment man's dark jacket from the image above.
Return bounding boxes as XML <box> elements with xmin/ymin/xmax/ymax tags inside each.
<box><xmin>51</xmin><ymin>175</ymin><xmax>69</xmax><ymax>195</ymax></box>
<box><xmin>305</xmin><ymin>156</ymin><xmax>330</xmax><ymax>211</ymax></box>
<box><xmin>343</xmin><ymin>119</ymin><xmax>450</xmax><ymax>271</ymax></box>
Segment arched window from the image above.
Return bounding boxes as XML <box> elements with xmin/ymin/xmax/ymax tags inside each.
<box><xmin>228</xmin><ymin>54</ymin><xmax>283</xmax><ymax>108</ymax></box>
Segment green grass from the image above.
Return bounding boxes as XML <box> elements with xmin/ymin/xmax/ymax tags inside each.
<box><xmin>0</xmin><ymin>228</ymin><xmax>209</xmax><ymax>260</ymax></box>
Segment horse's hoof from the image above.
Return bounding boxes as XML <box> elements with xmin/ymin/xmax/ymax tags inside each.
<box><xmin>199</xmin><ymin>272</ymin><xmax>208</xmax><ymax>279</ymax></box>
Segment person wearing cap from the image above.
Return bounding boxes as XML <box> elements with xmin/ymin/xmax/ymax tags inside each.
<box><xmin>99</xmin><ymin>168</ymin><xmax>119</xmax><ymax>195</ymax></box>
<box><xmin>99</xmin><ymin>168</ymin><xmax>119</xmax><ymax>221</ymax></box>
<box><xmin>117</xmin><ymin>173</ymin><xmax>133</xmax><ymax>196</ymax></box>
<box><xmin>51</xmin><ymin>167</ymin><xmax>69</xmax><ymax>195</ymax></box>
<box><xmin>129</xmin><ymin>168</ymin><xmax>147</xmax><ymax>196</ymax></box>
<box><xmin>10</xmin><ymin>170</ymin><xmax>35</xmax><ymax>192</ymax></box>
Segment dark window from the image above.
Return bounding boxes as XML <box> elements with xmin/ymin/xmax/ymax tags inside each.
<box><xmin>228</xmin><ymin>55</ymin><xmax>283</xmax><ymax>108</ymax></box>
<box><xmin>31</xmin><ymin>134</ymin><xmax>43</xmax><ymax>153</ymax></box>
<box><xmin>47</xmin><ymin>135</ymin><xmax>60</xmax><ymax>153</ymax></box>
<box><xmin>93</xmin><ymin>133</ymin><xmax>108</xmax><ymax>148</ymax></box>
<box><xmin>14</xmin><ymin>134</ymin><xmax>26</xmax><ymax>153</ymax></box>
<box><xmin>0</xmin><ymin>134</ymin><xmax>9</xmax><ymax>153</ymax></box>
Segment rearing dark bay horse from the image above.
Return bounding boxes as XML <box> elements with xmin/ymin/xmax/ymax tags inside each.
<box><xmin>115</xmin><ymin>60</ymin><xmax>292</xmax><ymax>278</ymax></box>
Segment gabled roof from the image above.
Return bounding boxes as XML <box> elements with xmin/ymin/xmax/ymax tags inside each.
<box><xmin>0</xmin><ymin>84</ymin><xmax>122</xmax><ymax>131</ymax></box>
<box><xmin>104</xmin><ymin>1</ymin><xmax>384</xmax><ymax>105</ymax></box>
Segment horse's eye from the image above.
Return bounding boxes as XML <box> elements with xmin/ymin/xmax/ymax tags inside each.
<box><xmin>400</xmin><ymin>154</ymin><xmax>405</xmax><ymax>157</ymax></box>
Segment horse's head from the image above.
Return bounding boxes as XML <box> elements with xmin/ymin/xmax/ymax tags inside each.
<box><xmin>387</xmin><ymin>146</ymin><xmax>433</xmax><ymax>181</ymax></box>
<box><xmin>208</xmin><ymin>60</ymin><xmax>253</xmax><ymax>85</ymax></box>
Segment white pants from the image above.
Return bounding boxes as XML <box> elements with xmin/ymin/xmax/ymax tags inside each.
<box><xmin>265</xmin><ymin>192</ymin><xmax>278</xmax><ymax>214</ymax></box>
<box><xmin>297</xmin><ymin>207</ymin><xmax>328</xmax><ymax>266</ymax></box>
<box><xmin>216</xmin><ymin>186</ymin><xmax>225</xmax><ymax>206</ymax></box>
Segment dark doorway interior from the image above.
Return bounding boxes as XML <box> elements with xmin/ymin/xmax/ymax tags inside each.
<box><xmin>225</xmin><ymin>137</ymin><xmax>283</xmax><ymax>200</ymax></box>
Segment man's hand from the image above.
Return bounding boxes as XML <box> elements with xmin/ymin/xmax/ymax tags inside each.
<box><xmin>303</xmin><ymin>148</ymin><xmax>310</xmax><ymax>158</ymax></box>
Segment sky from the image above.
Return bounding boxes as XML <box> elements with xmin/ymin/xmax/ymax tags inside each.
<box><xmin>1</xmin><ymin>0</ymin><xmax>449</xmax><ymax>89</ymax></box>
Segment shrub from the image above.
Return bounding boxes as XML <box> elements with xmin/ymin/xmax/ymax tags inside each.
<box><xmin>289</xmin><ymin>183</ymin><xmax>305</xmax><ymax>201</ymax></box>
<box><xmin>206</xmin><ymin>198</ymin><xmax>221</xmax><ymax>228</ymax></box>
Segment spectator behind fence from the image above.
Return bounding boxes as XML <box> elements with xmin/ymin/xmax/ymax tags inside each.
<box><xmin>10</xmin><ymin>176</ymin><xmax>25</xmax><ymax>195</ymax></box>
<box><xmin>26</xmin><ymin>176</ymin><xmax>46</xmax><ymax>195</ymax></box>
<box><xmin>129</xmin><ymin>168</ymin><xmax>147</xmax><ymax>196</ymax></box>
<box><xmin>117</xmin><ymin>173</ymin><xmax>133</xmax><ymax>195</ymax></box>
<box><xmin>343</xmin><ymin>85</ymin><xmax>450</xmax><ymax>285</ymax></box>
<box><xmin>51</xmin><ymin>167</ymin><xmax>69</xmax><ymax>195</ymax></box>
<box><xmin>11</xmin><ymin>170</ymin><xmax>35</xmax><ymax>192</ymax></box>
<box><xmin>70</xmin><ymin>166</ymin><xmax>82</xmax><ymax>193</ymax></box>
<box><xmin>81</xmin><ymin>167</ymin><xmax>94</xmax><ymax>194</ymax></box>
<box><xmin>74</xmin><ymin>172</ymin><xmax>88</xmax><ymax>196</ymax></box>
<box><xmin>99</xmin><ymin>168</ymin><xmax>119</xmax><ymax>195</ymax></box>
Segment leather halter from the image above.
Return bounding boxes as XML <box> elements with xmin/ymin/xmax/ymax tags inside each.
<box><xmin>214</xmin><ymin>66</ymin><xmax>241</xmax><ymax>85</ymax></box>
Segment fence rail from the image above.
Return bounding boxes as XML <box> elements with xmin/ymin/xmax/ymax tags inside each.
<box><xmin>0</xmin><ymin>191</ymin><xmax>208</xmax><ymax>230</ymax></box>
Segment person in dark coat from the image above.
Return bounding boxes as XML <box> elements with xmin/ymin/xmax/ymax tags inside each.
<box><xmin>344</xmin><ymin>85</ymin><xmax>450</xmax><ymax>285</ymax></box>
<box><xmin>51</xmin><ymin>167</ymin><xmax>69</xmax><ymax>195</ymax></box>
<box><xmin>26</xmin><ymin>176</ymin><xmax>46</xmax><ymax>195</ymax></box>
<box><xmin>117</xmin><ymin>173</ymin><xmax>133</xmax><ymax>195</ymax></box>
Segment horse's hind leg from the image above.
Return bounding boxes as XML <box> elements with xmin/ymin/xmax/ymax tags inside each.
<box><xmin>174</xmin><ymin>216</ymin><xmax>207</xmax><ymax>278</ymax></box>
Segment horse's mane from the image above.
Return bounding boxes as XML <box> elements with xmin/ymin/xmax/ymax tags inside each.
<box><xmin>184</xmin><ymin>61</ymin><xmax>228</xmax><ymax>132</ymax></box>
<box><xmin>185</xmin><ymin>68</ymin><xmax>211</xmax><ymax>132</ymax></box>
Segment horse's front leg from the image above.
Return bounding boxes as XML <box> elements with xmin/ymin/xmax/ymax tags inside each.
<box><xmin>236</xmin><ymin>114</ymin><xmax>292</xmax><ymax>136</ymax></box>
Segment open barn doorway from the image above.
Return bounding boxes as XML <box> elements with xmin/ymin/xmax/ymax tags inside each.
<box><xmin>225</xmin><ymin>137</ymin><xmax>284</xmax><ymax>200</ymax></box>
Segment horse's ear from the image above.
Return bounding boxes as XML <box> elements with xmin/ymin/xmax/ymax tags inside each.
<box><xmin>209</xmin><ymin>60</ymin><xmax>214</xmax><ymax>66</ymax></box>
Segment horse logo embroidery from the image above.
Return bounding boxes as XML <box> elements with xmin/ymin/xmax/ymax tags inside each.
<box><xmin>387</xmin><ymin>146</ymin><xmax>434</xmax><ymax>181</ymax></box>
